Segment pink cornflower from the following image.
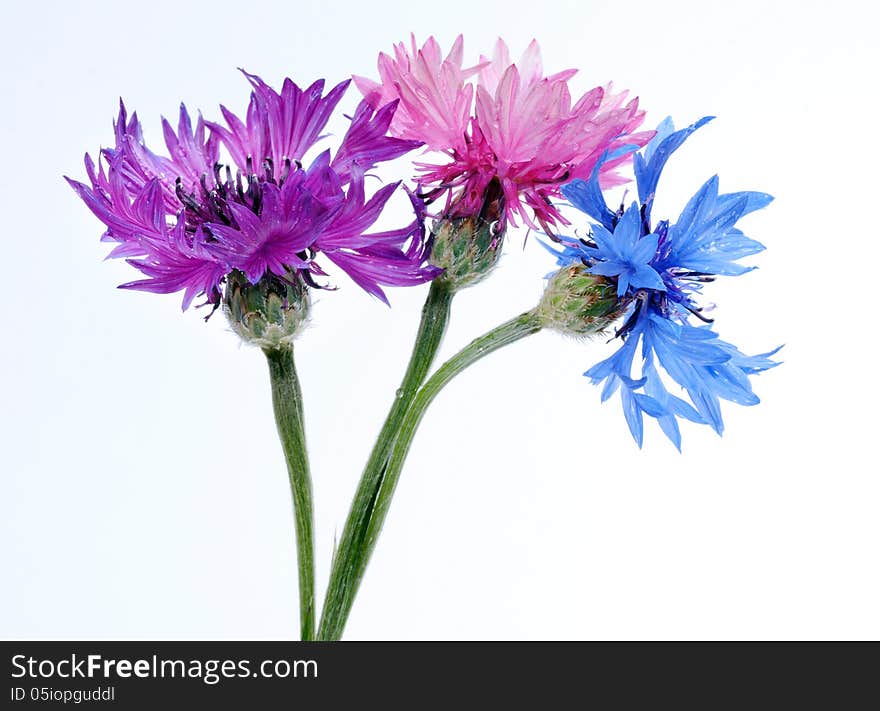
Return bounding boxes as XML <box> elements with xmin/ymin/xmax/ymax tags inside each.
<box><xmin>355</xmin><ymin>36</ymin><xmax>653</xmax><ymax>233</ymax></box>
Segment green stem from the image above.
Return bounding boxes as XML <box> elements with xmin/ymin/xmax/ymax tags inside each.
<box><xmin>318</xmin><ymin>279</ymin><xmax>455</xmax><ymax>640</ymax></box>
<box><xmin>362</xmin><ymin>310</ymin><xmax>543</xmax><ymax>579</ymax></box>
<box><xmin>265</xmin><ymin>345</ymin><xmax>315</xmax><ymax>641</ymax></box>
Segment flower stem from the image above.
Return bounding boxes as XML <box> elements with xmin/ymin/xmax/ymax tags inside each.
<box><xmin>320</xmin><ymin>308</ymin><xmax>542</xmax><ymax>640</ymax></box>
<box><xmin>363</xmin><ymin>310</ymin><xmax>543</xmax><ymax>590</ymax></box>
<box><xmin>265</xmin><ymin>345</ymin><xmax>315</xmax><ymax>641</ymax></box>
<box><xmin>318</xmin><ymin>279</ymin><xmax>454</xmax><ymax>640</ymax></box>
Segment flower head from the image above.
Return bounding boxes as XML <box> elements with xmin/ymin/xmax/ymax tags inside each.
<box><xmin>67</xmin><ymin>70</ymin><xmax>438</xmax><ymax>317</ymax></box>
<box><xmin>355</xmin><ymin>35</ymin><xmax>652</xmax><ymax>233</ymax></box>
<box><xmin>548</xmin><ymin>118</ymin><xmax>780</xmax><ymax>448</ymax></box>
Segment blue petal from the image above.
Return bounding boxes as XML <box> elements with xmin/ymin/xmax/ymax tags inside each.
<box><xmin>562</xmin><ymin>144</ymin><xmax>640</xmax><ymax>231</ymax></box>
<box><xmin>613</xmin><ymin>203</ymin><xmax>643</xmax><ymax>253</ymax></box>
<box><xmin>730</xmin><ymin>345</ymin><xmax>784</xmax><ymax>374</ymax></box>
<box><xmin>538</xmin><ymin>238</ymin><xmax>583</xmax><ymax>268</ymax></box>
<box><xmin>600</xmin><ymin>374</ymin><xmax>621</xmax><ymax>402</ymax></box>
<box><xmin>675</xmin><ymin>229</ymin><xmax>765</xmax><ymax>276</ymax></box>
<box><xmin>584</xmin><ymin>315</ymin><xmax>643</xmax><ymax>382</ymax></box>
<box><xmin>716</xmin><ymin>191</ymin><xmax>774</xmax><ymax>218</ymax></box>
<box><xmin>589</xmin><ymin>260</ymin><xmax>627</xmax><ymax>277</ymax></box>
<box><xmin>634</xmin><ymin>393</ymin><xmax>666</xmax><ymax>418</ymax></box>
<box><xmin>705</xmin><ymin>364</ymin><xmax>760</xmax><ymax>406</ymax></box>
<box><xmin>621</xmin><ymin>387</ymin><xmax>645</xmax><ymax>448</ymax></box>
<box><xmin>562</xmin><ymin>178</ymin><xmax>616</xmax><ymax>232</ymax></box>
<box><xmin>630</xmin><ymin>264</ymin><xmax>667</xmax><ymax>292</ymax></box>
<box><xmin>630</xmin><ymin>232</ymin><xmax>660</xmax><ymax>265</ymax></box>
<box><xmin>662</xmin><ymin>180</ymin><xmax>771</xmax><ymax>277</ymax></box>
<box><xmin>671</xmin><ymin>175</ymin><xmax>719</xmax><ymax>243</ymax></box>
<box><xmin>657</xmin><ymin>415</ymin><xmax>682</xmax><ymax>451</ymax></box>
<box><xmin>667</xmin><ymin>395</ymin><xmax>705</xmax><ymax>423</ymax></box>
<box><xmin>590</xmin><ymin>223</ymin><xmax>622</xmax><ymax>261</ymax></box>
<box><xmin>642</xmin><ymin>116</ymin><xmax>676</xmax><ymax>165</ymax></box>
<box><xmin>634</xmin><ymin>116</ymin><xmax>714</xmax><ymax>221</ymax></box>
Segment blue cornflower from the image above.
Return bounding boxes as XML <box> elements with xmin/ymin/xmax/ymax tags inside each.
<box><xmin>550</xmin><ymin>117</ymin><xmax>780</xmax><ymax>449</ymax></box>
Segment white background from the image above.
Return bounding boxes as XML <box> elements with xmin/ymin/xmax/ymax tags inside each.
<box><xmin>1</xmin><ymin>0</ymin><xmax>878</xmax><ymax>640</ymax></box>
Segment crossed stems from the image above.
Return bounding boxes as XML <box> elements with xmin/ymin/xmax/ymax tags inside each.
<box><xmin>268</xmin><ymin>268</ymin><xmax>548</xmax><ymax>641</ymax></box>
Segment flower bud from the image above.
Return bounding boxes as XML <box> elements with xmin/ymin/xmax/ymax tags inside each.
<box><xmin>430</xmin><ymin>177</ymin><xmax>505</xmax><ymax>291</ymax></box>
<box><xmin>429</xmin><ymin>215</ymin><xmax>503</xmax><ymax>291</ymax></box>
<box><xmin>223</xmin><ymin>269</ymin><xmax>310</xmax><ymax>350</ymax></box>
<box><xmin>537</xmin><ymin>265</ymin><xmax>622</xmax><ymax>335</ymax></box>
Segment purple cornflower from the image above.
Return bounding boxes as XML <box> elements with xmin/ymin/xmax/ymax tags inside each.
<box><xmin>67</xmin><ymin>71</ymin><xmax>439</xmax><ymax>310</ymax></box>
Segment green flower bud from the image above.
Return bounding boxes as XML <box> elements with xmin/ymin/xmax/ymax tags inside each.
<box><xmin>430</xmin><ymin>177</ymin><xmax>505</xmax><ymax>291</ymax></box>
<box><xmin>223</xmin><ymin>269</ymin><xmax>310</xmax><ymax>350</ymax></box>
<box><xmin>537</xmin><ymin>265</ymin><xmax>623</xmax><ymax>336</ymax></box>
<box><xmin>430</xmin><ymin>215</ymin><xmax>503</xmax><ymax>291</ymax></box>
